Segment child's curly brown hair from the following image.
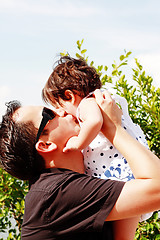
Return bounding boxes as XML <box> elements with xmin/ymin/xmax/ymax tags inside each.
<box><xmin>42</xmin><ymin>56</ymin><xmax>102</xmax><ymax>106</ymax></box>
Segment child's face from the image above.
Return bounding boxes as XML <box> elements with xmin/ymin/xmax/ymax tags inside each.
<box><xmin>59</xmin><ymin>98</ymin><xmax>78</xmax><ymax>117</ymax></box>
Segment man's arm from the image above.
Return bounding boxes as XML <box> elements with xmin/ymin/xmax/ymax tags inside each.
<box><xmin>113</xmin><ymin>217</ymin><xmax>140</xmax><ymax>240</ymax></box>
<box><xmin>94</xmin><ymin>89</ymin><xmax>160</xmax><ymax>220</ymax></box>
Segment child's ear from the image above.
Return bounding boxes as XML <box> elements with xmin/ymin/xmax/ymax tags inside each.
<box><xmin>64</xmin><ymin>90</ymin><xmax>75</xmax><ymax>104</ymax></box>
<box><xmin>35</xmin><ymin>141</ymin><xmax>57</xmax><ymax>153</ymax></box>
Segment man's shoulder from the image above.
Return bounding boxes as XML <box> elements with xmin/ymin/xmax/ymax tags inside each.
<box><xmin>29</xmin><ymin>168</ymin><xmax>74</xmax><ymax>192</ymax></box>
<box><xmin>28</xmin><ymin>167</ymin><xmax>124</xmax><ymax>198</ymax></box>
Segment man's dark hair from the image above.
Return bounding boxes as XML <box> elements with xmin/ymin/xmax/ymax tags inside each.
<box><xmin>42</xmin><ymin>56</ymin><xmax>102</xmax><ymax>106</ymax></box>
<box><xmin>0</xmin><ymin>101</ymin><xmax>44</xmax><ymax>180</ymax></box>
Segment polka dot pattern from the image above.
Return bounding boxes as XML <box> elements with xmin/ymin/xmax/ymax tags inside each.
<box><xmin>83</xmin><ymin>121</ymin><xmax>149</xmax><ymax>182</ymax></box>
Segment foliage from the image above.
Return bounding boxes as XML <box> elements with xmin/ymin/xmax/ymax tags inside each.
<box><xmin>135</xmin><ymin>212</ymin><xmax>160</xmax><ymax>240</ymax></box>
<box><xmin>0</xmin><ymin>39</ymin><xmax>159</xmax><ymax>239</ymax></box>
<box><xmin>0</xmin><ymin>168</ymin><xmax>28</xmax><ymax>239</ymax></box>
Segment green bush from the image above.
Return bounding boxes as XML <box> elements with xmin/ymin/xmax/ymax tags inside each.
<box><xmin>135</xmin><ymin>212</ymin><xmax>160</xmax><ymax>240</ymax></box>
<box><xmin>0</xmin><ymin>168</ymin><xmax>28</xmax><ymax>239</ymax></box>
<box><xmin>0</xmin><ymin>39</ymin><xmax>159</xmax><ymax>239</ymax></box>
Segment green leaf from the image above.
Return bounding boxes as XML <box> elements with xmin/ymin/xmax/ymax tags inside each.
<box><xmin>112</xmin><ymin>63</ymin><xmax>116</xmax><ymax>69</ymax></box>
<box><xmin>155</xmin><ymin>234</ymin><xmax>160</xmax><ymax>240</ymax></box>
<box><xmin>104</xmin><ymin>66</ymin><xmax>108</xmax><ymax>71</ymax></box>
<box><xmin>81</xmin><ymin>49</ymin><xmax>87</xmax><ymax>54</ymax></box>
<box><xmin>0</xmin><ymin>195</ymin><xmax>8</xmax><ymax>202</ymax></box>
<box><xmin>90</xmin><ymin>61</ymin><xmax>94</xmax><ymax>66</ymax></box>
<box><xmin>126</xmin><ymin>51</ymin><xmax>132</xmax><ymax>57</ymax></box>
<box><xmin>76</xmin><ymin>53</ymin><xmax>82</xmax><ymax>59</ymax></box>
<box><xmin>112</xmin><ymin>69</ymin><xmax>118</xmax><ymax>76</ymax></box>
<box><xmin>120</xmin><ymin>55</ymin><xmax>125</xmax><ymax>61</ymax></box>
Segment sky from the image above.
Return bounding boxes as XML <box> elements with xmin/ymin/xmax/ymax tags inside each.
<box><xmin>0</xmin><ymin>0</ymin><xmax>160</xmax><ymax>119</ymax></box>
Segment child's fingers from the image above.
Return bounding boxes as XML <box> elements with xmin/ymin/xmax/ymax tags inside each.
<box><xmin>63</xmin><ymin>147</ymin><xmax>78</xmax><ymax>153</ymax></box>
<box><xmin>93</xmin><ymin>89</ymin><xmax>103</xmax><ymax>104</ymax></box>
<box><xmin>94</xmin><ymin>89</ymin><xmax>112</xmax><ymax>105</ymax></box>
<box><xmin>94</xmin><ymin>89</ymin><xmax>114</xmax><ymax>111</ymax></box>
<box><xmin>101</xmin><ymin>90</ymin><xmax>113</xmax><ymax>101</ymax></box>
<box><xmin>63</xmin><ymin>147</ymin><xmax>69</xmax><ymax>153</ymax></box>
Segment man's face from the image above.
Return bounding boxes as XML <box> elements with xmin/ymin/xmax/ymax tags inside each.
<box><xmin>14</xmin><ymin>105</ymin><xmax>80</xmax><ymax>149</ymax></box>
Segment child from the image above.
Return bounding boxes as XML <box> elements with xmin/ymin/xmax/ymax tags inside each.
<box><xmin>42</xmin><ymin>56</ymin><xmax>152</xmax><ymax>225</ymax></box>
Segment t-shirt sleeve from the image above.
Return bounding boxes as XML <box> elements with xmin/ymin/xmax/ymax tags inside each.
<box><xmin>47</xmin><ymin>172</ymin><xmax>125</xmax><ymax>234</ymax></box>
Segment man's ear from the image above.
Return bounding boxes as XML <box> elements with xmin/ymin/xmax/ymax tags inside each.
<box><xmin>35</xmin><ymin>141</ymin><xmax>57</xmax><ymax>153</ymax></box>
<box><xmin>64</xmin><ymin>90</ymin><xmax>75</xmax><ymax>104</ymax></box>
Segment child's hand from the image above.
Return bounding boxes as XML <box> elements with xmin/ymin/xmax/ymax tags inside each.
<box><xmin>94</xmin><ymin>89</ymin><xmax>122</xmax><ymax>127</ymax></box>
<box><xmin>63</xmin><ymin>136</ymin><xmax>81</xmax><ymax>153</ymax></box>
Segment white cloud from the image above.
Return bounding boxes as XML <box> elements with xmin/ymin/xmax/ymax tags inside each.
<box><xmin>129</xmin><ymin>53</ymin><xmax>160</xmax><ymax>87</ymax></box>
<box><xmin>99</xmin><ymin>28</ymin><xmax>160</xmax><ymax>51</ymax></box>
<box><xmin>0</xmin><ymin>86</ymin><xmax>10</xmax><ymax>98</ymax></box>
<box><xmin>0</xmin><ymin>86</ymin><xmax>11</xmax><ymax>120</ymax></box>
<box><xmin>137</xmin><ymin>54</ymin><xmax>160</xmax><ymax>87</ymax></box>
<box><xmin>0</xmin><ymin>0</ymin><xmax>101</xmax><ymax>17</ymax></box>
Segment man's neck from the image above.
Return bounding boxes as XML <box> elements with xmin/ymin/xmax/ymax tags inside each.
<box><xmin>46</xmin><ymin>150</ymin><xmax>84</xmax><ymax>174</ymax></box>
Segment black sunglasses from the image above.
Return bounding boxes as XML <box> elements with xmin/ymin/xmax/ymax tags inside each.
<box><xmin>36</xmin><ymin>107</ymin><xmax>56</xmax><ymax>143</ymax></box>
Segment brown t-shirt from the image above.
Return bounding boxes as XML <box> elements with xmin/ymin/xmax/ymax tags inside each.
<box><xmin>21</xmin><ymin>168</ymin><xmax>125</xmax><ymax>240</ymax></box>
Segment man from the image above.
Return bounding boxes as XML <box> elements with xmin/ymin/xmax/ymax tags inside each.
<box><xmin>0</xmin><ymin>90</ymin><xmax>160</xmax><ymax>240</ymax></box>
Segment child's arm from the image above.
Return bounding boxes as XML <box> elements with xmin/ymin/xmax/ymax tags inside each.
<box><xmin>63</xmin><ymin>98</ymin><xmax>103</xmax><ymax>152</ymax></box>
